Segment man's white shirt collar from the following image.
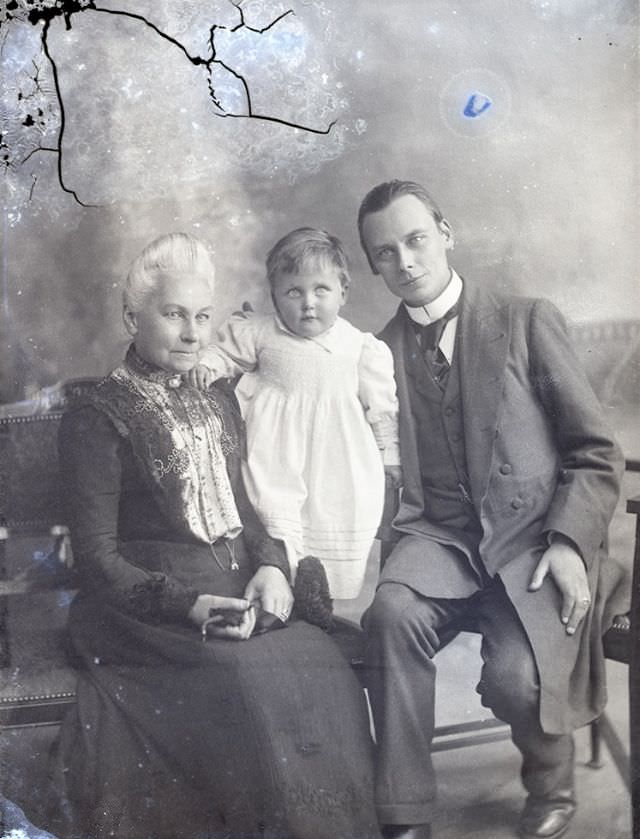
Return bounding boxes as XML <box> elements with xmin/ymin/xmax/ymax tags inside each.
<box><xmin>403</xmin><ymin>270</ymin><xmax>463</xmax><ymax>326</ymax></box>
<box><xmin>403</xmin><ymin>271</ymin><xmax>462</xmax><ymax>364</ymax></box>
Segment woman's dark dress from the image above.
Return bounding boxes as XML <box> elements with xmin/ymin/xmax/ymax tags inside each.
<box><xmin>49</xmin><ymin>379</ymin><xmax>380</xmax><ymax>839</ymax></box>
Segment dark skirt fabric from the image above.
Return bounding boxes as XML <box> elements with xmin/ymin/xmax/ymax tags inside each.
<box><xmin>47</xmin><ymin>542</ymin><xmax>380</xmax><ymax>839</ymax></box>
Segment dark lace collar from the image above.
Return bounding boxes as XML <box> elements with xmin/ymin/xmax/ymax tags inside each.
<box><xmin>125</xmin><ymin>344</ymin><xmax>185</xmax><ymax>389</ymax></box>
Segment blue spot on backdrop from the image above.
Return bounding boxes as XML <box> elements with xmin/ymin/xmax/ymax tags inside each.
<box><xmin>463</xmin><ymin>93</ymin><xmax>493</xmax><ymax>118</ymax></box>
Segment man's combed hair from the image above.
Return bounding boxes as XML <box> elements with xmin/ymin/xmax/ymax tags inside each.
<box><xmin>124</xmin><ymin>232</ymin><xmax>215</xmax><ymax>310</ymax></box>
<box><xmin>357</xmin><ymin>180</ymin><xmax>445</xmax><ymax>265</ymax></box>
<box><xmin>266</xmin><ymin>227</ymin><xmax>351</xmax><ymax>289</ymax></box>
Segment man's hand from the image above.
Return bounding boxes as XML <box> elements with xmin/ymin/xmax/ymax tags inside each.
<box><xmin>528</xmin><ymin>540</ymin><xmax>591</xmax><ymax>635</ymax></box>
<box><xmin>186</xmin><ymin>363</ymin><xmax>216</xmax><ymax>390</ymax></box>
<box><xmin>189</xmin><ymin>594</ymin><xmax>256</xmax><ymax>640</ymax></box>
<box><xmin>244</xmin><ymin>565</ymin><xmax>294</xmax><ymax>623</ymax></box>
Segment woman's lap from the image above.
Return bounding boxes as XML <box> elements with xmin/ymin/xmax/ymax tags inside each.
<box><xmin>50</xmin><ymin>607</ymin><xmax>379</xmax><ymax>839</ymax></box>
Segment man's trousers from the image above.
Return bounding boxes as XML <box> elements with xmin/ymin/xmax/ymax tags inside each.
<box><xmin>362</xmin><ymin>577</ymin><xmax>574</xmax><ymax>826</ymax></box>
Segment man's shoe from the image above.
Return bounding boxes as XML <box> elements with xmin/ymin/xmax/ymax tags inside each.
<box><xmin>381</xmin><ymin>825</ymin><xmax>431</xmax><ymax>839</ymax></box>
<box><xmin>517</xmin><ymin>793</ymin><xmax>576</xmax><ymax>839</ymax></box>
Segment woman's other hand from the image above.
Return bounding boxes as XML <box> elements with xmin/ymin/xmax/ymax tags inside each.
<box><xmin>244</xmin><ymin>566</ymin><xmax>294</xmax><ymax>624</ymax></box>
<box><xmin>186</xmin><ymin>363</ymin><xmax>216</xmax><ymax>390</ymax></box>
<box><xmin>189</xmin><ymin>594</ymin><xmax>256</xmax><ymax>640</ymax></box>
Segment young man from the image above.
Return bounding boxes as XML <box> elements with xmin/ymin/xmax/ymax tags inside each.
<box><xmin>358</xmin><ymin>180</ymin><xmax>626</xmax><ymax>839</ymax></box>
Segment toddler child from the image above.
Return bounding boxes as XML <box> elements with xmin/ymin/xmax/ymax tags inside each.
<box><xmin>190</xmin><ymin>228</ymin><xmax>400</xmax><ymax>600</ymax></box>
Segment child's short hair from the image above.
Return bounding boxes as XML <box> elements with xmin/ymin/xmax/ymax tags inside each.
<box><xmin>124</xmin><ymin>232</ymin><xmax>215</xmax><ymax>310</ymax></box>
<box><xmin>266</xmin><ymin>228</ymin><xmax>351</xmax><ymax>289</ymax></box>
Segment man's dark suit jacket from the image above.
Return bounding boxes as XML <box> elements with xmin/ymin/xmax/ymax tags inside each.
<box><xmin>378</xmin><ymin>279</ymin><xmax>628</xmax><ymax>734</ymax></box>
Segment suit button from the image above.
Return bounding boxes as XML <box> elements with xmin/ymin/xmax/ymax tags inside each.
<box><xmin>444</xmin><ymin>407</ymin><xmax>455</xmax><ymax>416</ymax></box>
<box><xmin>451</xmin><ymin>433</ymin><xmax>461</xmax><ymax>442</ymax></box>
<box><xmin>499</xmin><ymin>464</ymin><xmax>512</xmax><ymax>475</ymax></box>
<box><xmin>511</xmin><ymin>497</ymin><xmax>523</xmax><ymax>510</ymax></box>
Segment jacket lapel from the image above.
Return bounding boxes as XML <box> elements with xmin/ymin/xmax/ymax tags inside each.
<box><xmin>458</xmin><ymin>282</ymin><xmax>511</xmax><ymax>508</ymax></box>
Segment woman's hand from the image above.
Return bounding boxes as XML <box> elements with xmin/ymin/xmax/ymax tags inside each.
<box><xmin>244</xmin><ymin>566</ymin><xmax>294</xmax><ymax>624</ymax></box>
<box><xmin>189</xmin><ymin>594</ymin><xmax>256</xmax><ymax>640</ymax></box>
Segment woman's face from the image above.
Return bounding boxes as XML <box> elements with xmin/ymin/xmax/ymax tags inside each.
<box><xmin>124</xmin><ymin>272</ymin><xmax>214</xmax><ymax>373</ymax></box>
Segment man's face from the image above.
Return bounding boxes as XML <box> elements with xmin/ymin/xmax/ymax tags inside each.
<box><xmin>361</xmin><ymin>194</ymin><xmax>454</xmax><ymax>307</ymax></box>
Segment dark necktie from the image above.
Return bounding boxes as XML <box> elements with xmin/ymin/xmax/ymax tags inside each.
<box><xmin>413</xmin><ymin>300</ymin><xmax>460</xmax><ymax>387</ymax></box>
<box><xmin>416</xmin><ymin>300</ymin><xmax>460</xmax><ymax>355</ymax></box>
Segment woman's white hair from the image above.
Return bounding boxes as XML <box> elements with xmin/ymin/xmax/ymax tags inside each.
<box><xmin>124</xmin><ymin>233</ymin><xmax>215</xmax><ymax>310</ymax></box>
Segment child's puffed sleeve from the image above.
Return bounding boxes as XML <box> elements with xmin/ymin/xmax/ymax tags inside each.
<box><xmin>199</xmin><ymin>314</ymin><xmax>261</xmax><ymax>379</ymax></box>
<box><xmin>357</xmin><ymin>333</ymin><xmax>400</xmax><ymax>466</ymax></box>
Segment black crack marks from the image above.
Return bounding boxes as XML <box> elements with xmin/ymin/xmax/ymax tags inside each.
<box><xmin>4</xmin><ymin>0</ymin><xmax>336</xmax><ymax>206</ymax></box>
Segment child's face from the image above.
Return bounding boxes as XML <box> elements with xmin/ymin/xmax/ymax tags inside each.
<box><xmin>272</xmin><ymin>267</ymin><xmax>346</xmax><ymax>338</ymax></box>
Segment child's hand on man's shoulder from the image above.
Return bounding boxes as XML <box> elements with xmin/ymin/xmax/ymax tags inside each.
<box><xmin>384</xmin><ymin>464</ymin><xmax>403</xmax><ymax>490</ymax></box>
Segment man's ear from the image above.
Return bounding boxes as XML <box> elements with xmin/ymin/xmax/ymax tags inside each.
<box><xmin>439</xmin><ymin>218</ymin><xmax>455</xmax><ymax>250</ymax></box>
<box><xmin>123</xmin><ymin>306</ymin><xmax>138</xmax><ymax>336</ymax></box>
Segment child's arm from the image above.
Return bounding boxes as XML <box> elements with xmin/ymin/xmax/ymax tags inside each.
<box><xmin>357</xmin><ymin>334</ymin><xmax>402</xmax><ymax>488</ymax></box>
<box><xmin>189</xmin><ymin>313</ymin><xmax>261</xmax><ymax>390</ymax></box>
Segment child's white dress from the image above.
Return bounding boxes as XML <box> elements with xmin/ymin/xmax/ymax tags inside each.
<box><xmin>200</xmin><ymin>313</ymin><xmax>399</xmax><ymax>599</ymax></box>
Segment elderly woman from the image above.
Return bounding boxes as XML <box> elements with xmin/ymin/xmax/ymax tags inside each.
<box><xmin>47</xmin><ymin>233</ymin><xmax>380</xmax><ymax>839</ymax></box>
